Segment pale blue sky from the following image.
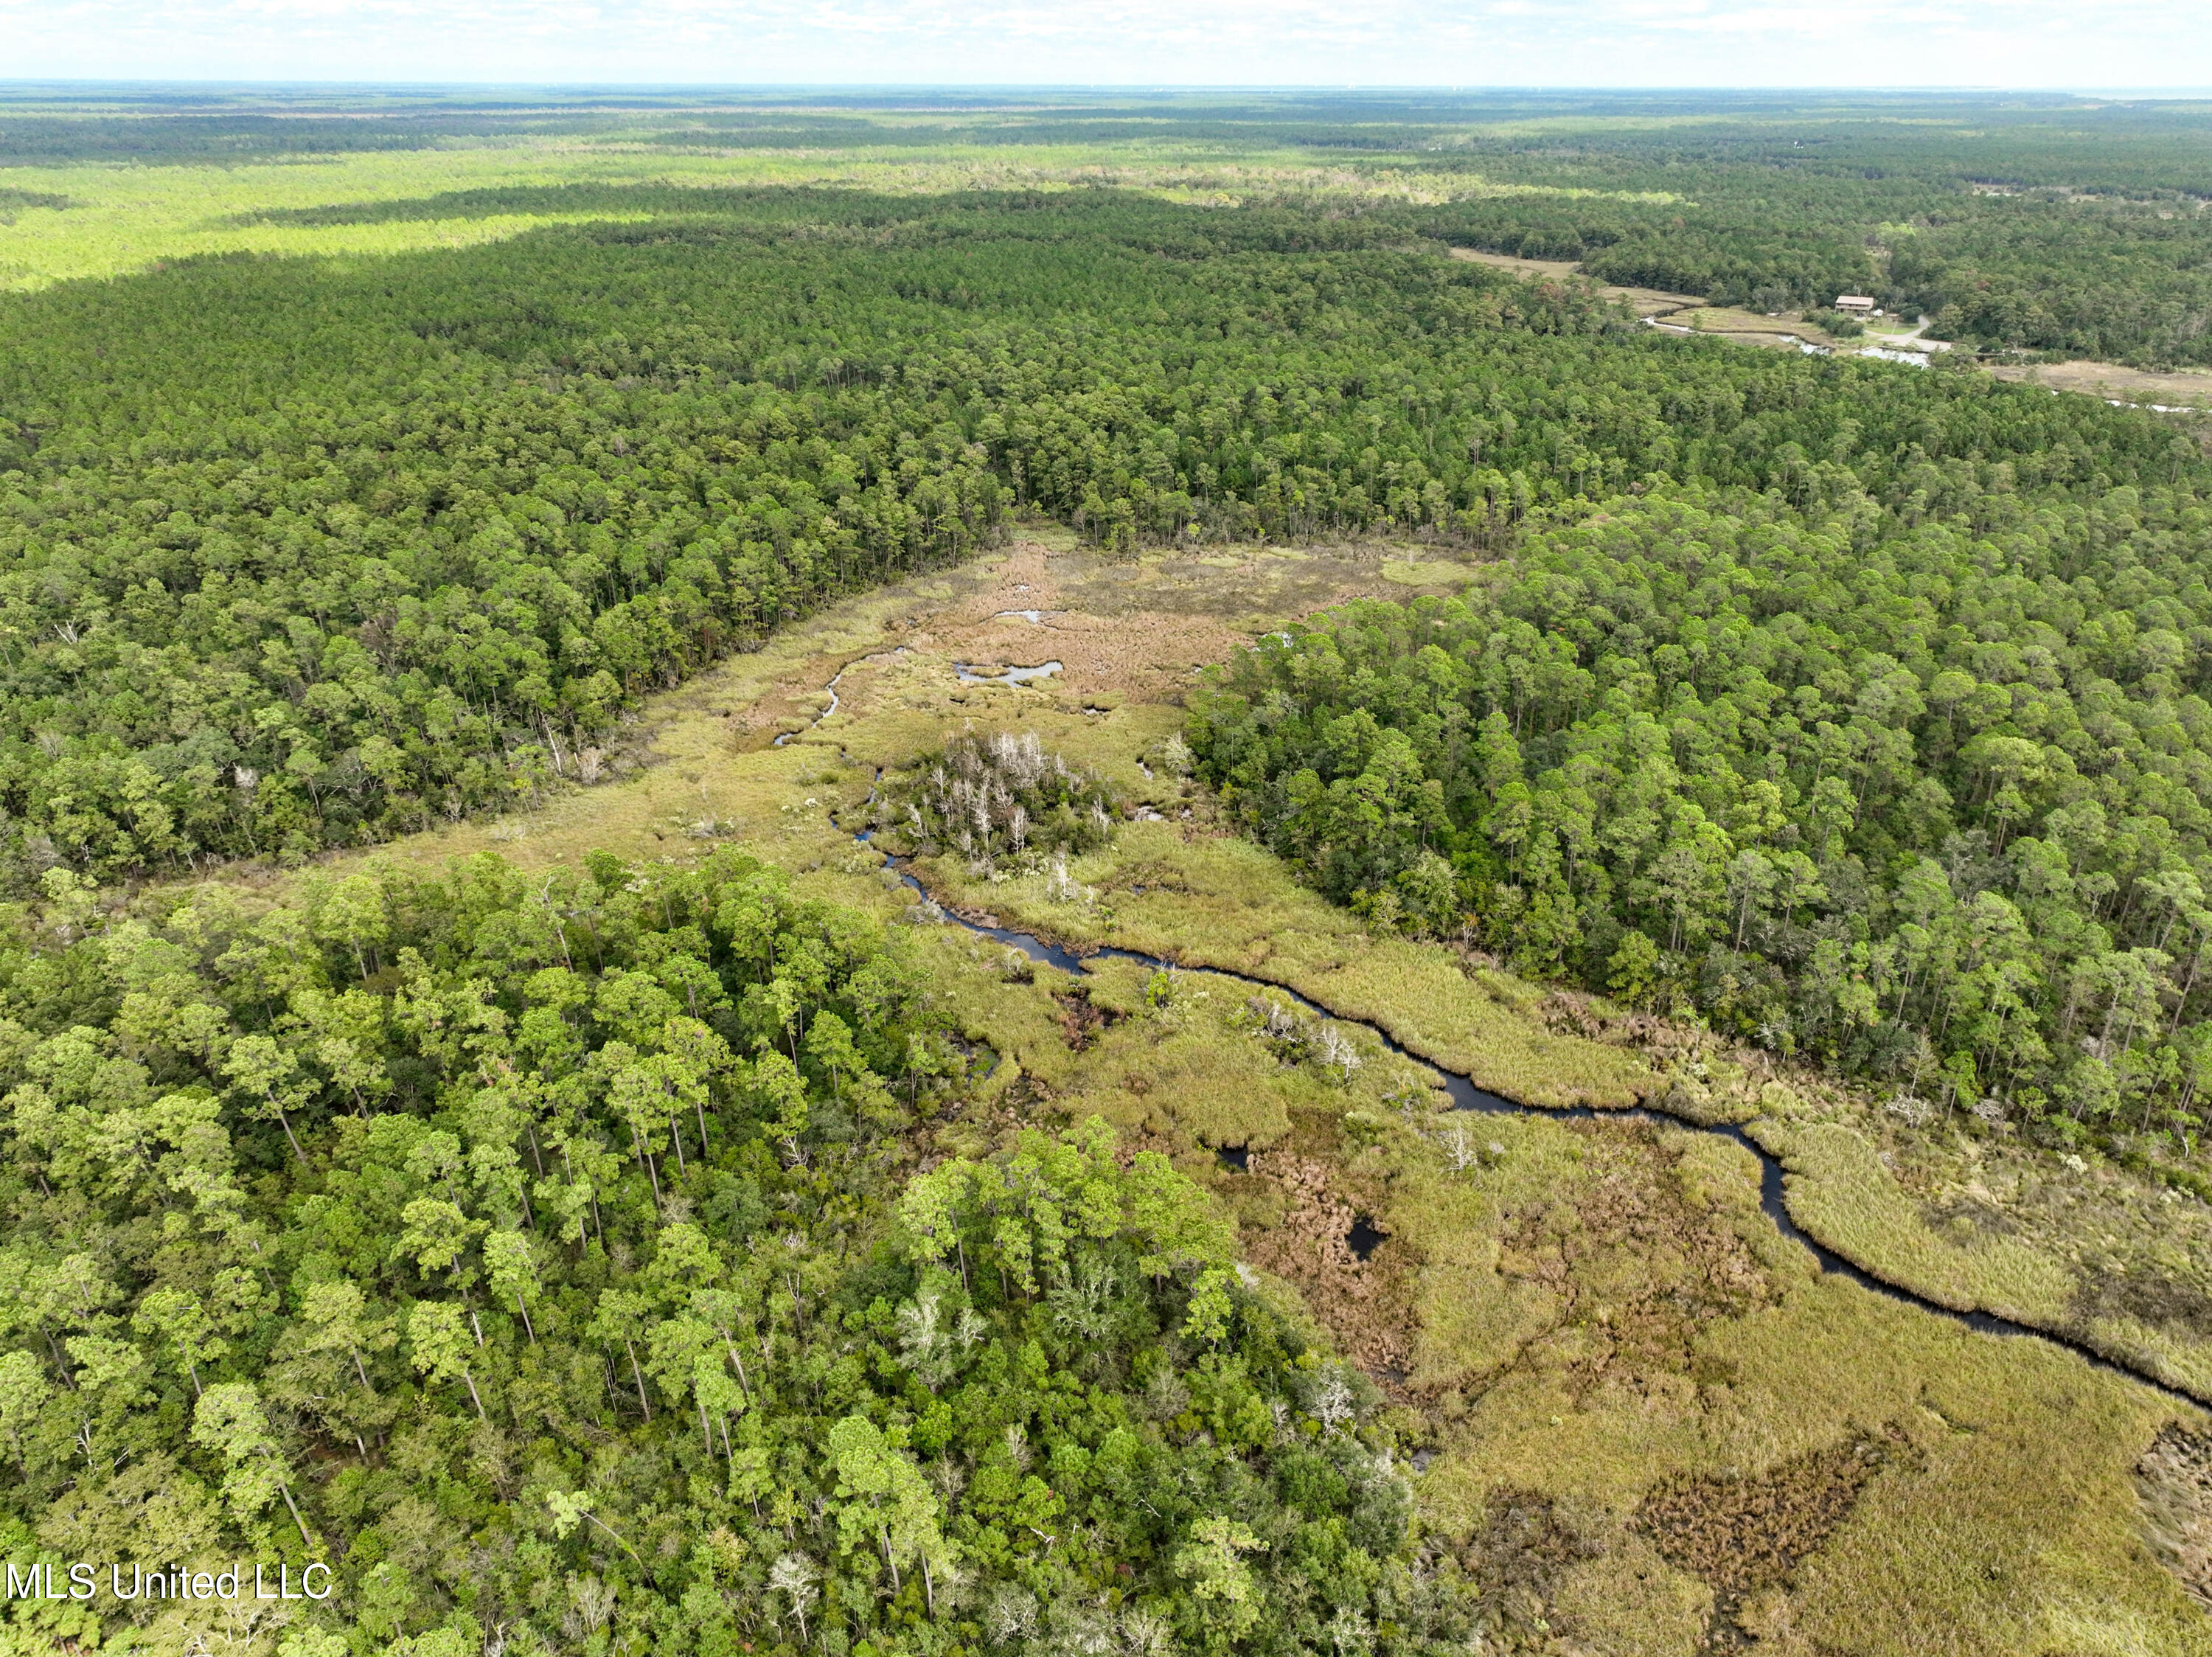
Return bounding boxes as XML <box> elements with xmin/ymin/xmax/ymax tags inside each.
<box><xmin>2</xmin><ymin>1</ymin><xmax>2208</xmax><ymax>90</ymax></box>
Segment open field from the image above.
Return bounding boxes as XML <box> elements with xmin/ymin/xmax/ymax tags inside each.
<box><xmin>172</xmin><ymin>524</ymin><xmax>2212</xmax><ymax>1647</ymax></box>
<box><xmin>1447</xmin><ymin>246</ymin><xmax>1701</xmax><ymax>317</ymax></box>
<box><xmin>1989</xmin><ymin>357</ymin><xmax>2212</xmax><ymax>410</ymax></box>
<box><xmin>1671</xmin><ymin>305</ymin><xmax>1837</xmax><ymax>347</ymax></box>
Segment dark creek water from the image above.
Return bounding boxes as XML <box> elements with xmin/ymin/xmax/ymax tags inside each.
<box><xmin>830</xmin><ymin>748</ymin><xmax>2202</xmax><ymax>1407</ymax></box>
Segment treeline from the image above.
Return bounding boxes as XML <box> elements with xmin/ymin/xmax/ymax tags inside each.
<box><xmin>1424</xmin><ymin>187</ymin><xmax>2212</xmax><ymax>367</ymax></box>
<box><xmin>0</xmin><ymin>850</ymin><xmax>1458</xmax><ymax>1656</ymax></box>
<box><xmin>0</xmin><ymin>113</ymin><xmax>584</xmax><ymax>163</ymax></box>
<box><xmin>1189</xmin><ymin>479</ymin><xmax>2212</xmax><ymax>1160</ymax></box>
<box><xmin>3</xmin><ymin>187</ymin><xmax>2196</xmax><ymax>886</ymax></box>
<box><xmin>20</xmin><ymin>88</ymin><xmax>2212</xmax><ymax>364</ymax></box>
<box><xmin>235</xmin><ymin>183</ymin><xmax>950</xmax><ymax>229</ymax></box>
<box><xmin>1409</xmin><ymin>118</ymin><xmax>2212</xmax><ymax>364</ymax></box>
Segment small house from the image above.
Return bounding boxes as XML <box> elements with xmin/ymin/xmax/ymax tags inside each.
<box><xmin>1834</xmin><ymin>295</ymin><xmax>1877</xmax><ymax>312</ymax></box>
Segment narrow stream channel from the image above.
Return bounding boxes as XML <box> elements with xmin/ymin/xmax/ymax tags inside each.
<box><xmin>810</xmin><ymin>697</ymin><xmax>2205</xmax><ymax>1408</ymax></box>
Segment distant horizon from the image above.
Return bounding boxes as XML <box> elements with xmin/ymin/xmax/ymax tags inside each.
<box><xmin>4</xmin><ymin>1</ymin><xmax>2206</xmax><ymax>93</ymax></box>
<box><xmin>5</xmin><ymin>81</ymin><xmax>2212</xmax><ymax>103</ymax></box>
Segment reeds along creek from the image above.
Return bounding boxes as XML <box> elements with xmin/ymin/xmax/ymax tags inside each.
<box><xmin>851</xmin><ymin>788</ymin><xmax>2208</xmax><ymax>1409</ymax></box>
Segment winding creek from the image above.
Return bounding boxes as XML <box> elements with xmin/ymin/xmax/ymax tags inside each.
<box><xmin>801</xmin><ymin>673</ymin><xmax>2205</xmax><ymax>1410</ymax></box>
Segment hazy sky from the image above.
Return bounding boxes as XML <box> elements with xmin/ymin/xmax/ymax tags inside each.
<box><xmin>3</xmin><ymin>0</ymin><xmax>2208</xmax><ymax>89</ymax></box>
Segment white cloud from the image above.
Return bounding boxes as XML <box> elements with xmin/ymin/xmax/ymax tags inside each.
<box><xmin>1</xmin><ymin>0</ymin><xmax>2206</xmax><ymax>86</ymax></box>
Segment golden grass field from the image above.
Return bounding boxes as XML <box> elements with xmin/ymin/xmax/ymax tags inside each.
<box><xmin>168</xmin><ymin>526</ymin><xmax>2212</xmax><ymax>1650</ymax></box>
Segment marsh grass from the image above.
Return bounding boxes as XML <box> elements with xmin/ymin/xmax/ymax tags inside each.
<box><xmin>1392</xmin><ymin>1109</ymin><xmax>2211</xmax><ymax>1651</ymax></box>
<box><xmin>1757</xmin><ymin>1116</ymin><xmax>2212</xmax><ymax>1403</ymax></box>
<box><xmin>1757</xmin><ymin>1119</ymin><xmax>2082</xmax><ymax>1324</ymax></box>
<box><xmin>917</xmin><ymin>824</ymin><xmax>1655</xmax><ymax>1109</ymax></box>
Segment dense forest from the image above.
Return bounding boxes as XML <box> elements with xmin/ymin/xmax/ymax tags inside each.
<box><xmin>1</xmin><ymin>186</ymin><xmax>2199</xmax><ymax>886</ymax></box>
<box><xmin>0</xmin><ymin>849</ymin><xmax>1457</xmax><ymax>1656</ymax></box>
<box><xmin>1189</xmin><ymin>476</ymin><xmax>2212</xmax><ymax>1161</ymax></box>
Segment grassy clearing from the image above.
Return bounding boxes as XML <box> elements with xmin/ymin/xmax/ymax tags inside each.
<box><xmin>1444</xmin><ymin>246</ymin><xmax>1701</xmax><ymax>318</ymax></box>
<box><xmin>1989</xmin><ymin>358</ymin><xmax>2212</xmax><ymax>409</ymax></box>
<box><xmin>1677</xmin><ymin>305</ymin><xmax>1840</xmax><ymax>347</ymax></box>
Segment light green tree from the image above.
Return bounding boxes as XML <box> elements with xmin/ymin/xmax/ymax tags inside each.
<box><xmin>67</xmin><ymin>1333</ymin><xmax>153</xmax><ymax>1468</ymax></box>
<box><xmin>745</xmin><ymin>1051</ymin><xmax>810</xmax><ymax>1164</ymax></box>
<box><xmin>312</xmin><ymin>873</ymin><xmax>389</xmax><ymax>983</ymax></box>
<box><xmin>588</xmin><ymin>1289</ymin><xmax>655</xmax><ymax>1420</ymax></box>
<box><xmin>900</xmin><ymin>1116</ymin><xmax>1233</xmax><ymax>1338</ymax></box>
<box><xmin>397</xmin><ymin>1196</ymin><xmax>487</xmax><ymax>1341</ymax></box>
<box><xmin>298</xmin><ymin>1279</ymin><xmax>380</xmax><ymax>1392</ymax></box>
<box><xmin>1172</xmin><ymin>1515</ymin><xmax>1265</xmax><ymax>1644</ymax></box>
<box><xmin>547</xmin><ymin>1488</ymin><xmax>642</xmax><ymax>1563</ymax></box>
<box><xmin>600</xmin><ymin>1043</ymin><xmax>672</xmax><ymax>1199</ymax></box>
<box><xmin>0</xmin><ymin>1348</ymin><xmax>51</xmax><ymax>1473</ymax></box>
<box><xmin>133</xmin><ymin>1285</ymin><xmax>227</xmax><ymax>1398</ymax></box>
<box><xmin>826</xmin><ymin>1412</ymin><xmax>957</xmax><ymax>1613</ymax></box>
<box><xmin>483</xmin><ymin>1229</ymin><xmax>540</xmax><ymax>1342</ymax></box>
<box><xmin>223</xmin><ymin>1033</ymin><xmax>312</xmax><ymax>1165</ymax></box>
<box><xmin>192</xmin><ymin>1380</ymin><xmax>313</xmax><ymax>1544</ymax></box>
<box><xmin>406</xmin><ymin>1301</ymin><xmax>485</xmax><ymax>1420</ymax></box>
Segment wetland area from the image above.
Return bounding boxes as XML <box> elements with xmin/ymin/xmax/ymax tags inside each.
<box><xmin>336</xmin><ymin>528</ymin><xmax>2212</xmax><ymax>1651</ymax></box>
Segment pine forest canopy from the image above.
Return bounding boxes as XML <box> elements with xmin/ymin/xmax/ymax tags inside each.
<box><xmin>0</xmin><ymin>849</ymin><xmax>1447</xmax><ymax>1657</ymax></box>
<box><xmin>1</xmin><ymin>178</ymin><xmax>2203</xmax><ymax>887</ymax></box>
